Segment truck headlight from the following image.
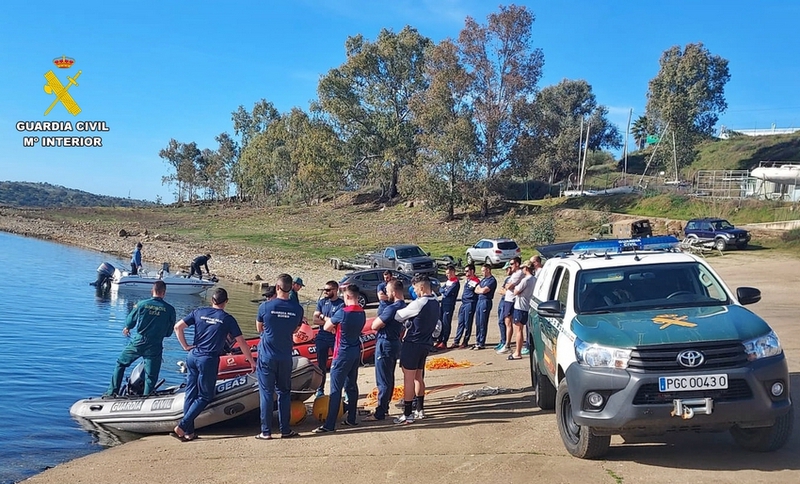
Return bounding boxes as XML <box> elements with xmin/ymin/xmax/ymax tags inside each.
<box><xmin>743</xmin><ymin>331</ymin><xmax>782</xmax><ymax>361</ymax></box>
<box><xmin>575</xmin><ymin>339</ymin><xmax>631</xmax><ymax>369</ymax></box>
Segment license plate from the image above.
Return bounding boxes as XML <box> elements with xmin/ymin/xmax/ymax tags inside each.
<box><xmin>658</xmin><ymin>374</ymin><xmax>728</xmax><ymax>392</ymax></box>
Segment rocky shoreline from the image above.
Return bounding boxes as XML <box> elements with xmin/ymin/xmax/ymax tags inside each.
<box><xmin>0</xmin><ymin>207</ymin><xmax>341</xmax><ymax>294</ymax></box>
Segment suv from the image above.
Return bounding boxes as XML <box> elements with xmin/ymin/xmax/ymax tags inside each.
<box><xmin>466</xmin><ymin>238</ymin><xmax>521</xmax><ymax>267</ymax></box>
<box><xmin>684</xmin><ymin>217</ymin><xmax>750</xmax><ymax>251</ymax></box>
<box><xmin>529</xmin><ymin>237</ymin><xmax>792</xmax><ymax>459</ymax></box>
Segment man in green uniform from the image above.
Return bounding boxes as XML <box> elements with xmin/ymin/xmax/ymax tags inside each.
<box><xmin>105</xmin><ymin>280</ymin><xmax>177</xmax><ymax>396</ymax></box>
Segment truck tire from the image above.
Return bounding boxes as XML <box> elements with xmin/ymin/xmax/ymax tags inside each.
<box><xmin>714</xmin><ymin>238</ymin><xmax>727</xmax><ymax>252</ymax></box>
<box><xmin>531</xmin><ymin>352</ymin><xmax>556</xmax><ymax>410</ymax></box>
<box><xmin>556</xmin><ymin>380</ymin><xmax>610</xmax><ymax>459</ymax></box>
<box><xmin>730</xmin><ymin>405</ymin><xmax>794</xmax><ymax>452</ymax></box>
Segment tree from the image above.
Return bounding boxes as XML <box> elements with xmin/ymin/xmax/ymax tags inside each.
<box><xmin>317</xmin><ymin>26</ymin><xmax>431</xmax><ymax>199</ymax></box>
<box><xmin>231</xmin><ymin>99</ymin><xmax>280</xmax><ymax>195</ymax></box>
<box><xmin>645</xmin><ymin>43</ymin><xmax>730</xmax><ymax>169</ymax></box>
<box><xmin>630</xmin><ymin>115</ymin><xmax>650</xmax><ymax>151</ymax></box>
<box><xmin>457</xmin><ymin>4</ymin><xmax>544</xmax><ymax>216</ymax></box>
<box><xmin>407</xmin><ymin>39</ymin><xmax>477</xmax><ymax>220</ymax></box>
<box><xmin>514</xmin><ymin>79</ymin><xmax>621</xmax><ymax>185</ymax></box>
<box><xmin>159</xmin><ymin>139</ymin><xmax>202</xmax><ymax>202</ymax></box>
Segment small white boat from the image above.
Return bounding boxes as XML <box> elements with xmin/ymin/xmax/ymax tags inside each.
<box><xmin>70</xmin><ymin>356</ymin><xmax>322</xmax><ymax>434</ymax></box>
<box><xmin>91</xmin><ymin>262</ymin><xmax>216</xmax><ymax>296</ymax></box>
<box><xmin>751</xmin><ymin>165</ymin><xmax>800</xmax><ymax>184</ymax></box>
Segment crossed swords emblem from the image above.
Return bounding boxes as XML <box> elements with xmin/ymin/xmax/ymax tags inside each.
<box><xmin>43</xmin><ymin>70</ymin><xmax>82</xmax><ymax>116</ymax></box>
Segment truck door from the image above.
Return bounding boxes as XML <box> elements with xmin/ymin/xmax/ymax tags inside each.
<box><xmin>536</xmin><ymin>264</ymin><xmax>570</xmax><ymax>381</ymax></box>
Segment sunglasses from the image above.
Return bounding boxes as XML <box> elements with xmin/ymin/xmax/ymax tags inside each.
<box><xmin>323</xmin><ymin>287</ymin><xmax>335</xmax><ymax>292</ymax></box>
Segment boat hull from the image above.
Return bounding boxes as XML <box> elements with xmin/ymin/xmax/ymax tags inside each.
<box><xmin>71</xmin><ymin>357</ymin><xmax>322</xmax><ymax>434</ymax></box>
<box><xmin>218</xmin><ymin>320</ymin><xmax>377</xmax><ymax>380</ymax></box>
<box><xmin>111</xmin><ymin>269</ymin><xmax>216</xmax><ymax>295</ymax></box>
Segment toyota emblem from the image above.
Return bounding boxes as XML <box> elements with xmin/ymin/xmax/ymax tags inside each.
<box><xmin>677</xmin><ymin>350</ymin><xmax>705</xmax><ymax>368</ymax></box>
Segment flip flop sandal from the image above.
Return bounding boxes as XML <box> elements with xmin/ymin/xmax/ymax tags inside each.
<box><xmin>507</xmin><ymin>355</ymin><xmax>522</xmax><ymax>360</ymax></box>
<box><xmin>281</xmin><ymin>430</ymin><xmax>300</xmax><ymax>438</ymax></box>
<box><xmin>254</xmin><ymin>433</ymin><xmax>273</xmax><ymax>440</ymax></box>
<box><xmin>172</xmin><ymin>425</ymin><xmax>186</xmax><ymax>438</ymax></box>
<box><xmin>183</xmin><ymin>433</ymin><xmax>197</xmax><ymax>441</ymax></box>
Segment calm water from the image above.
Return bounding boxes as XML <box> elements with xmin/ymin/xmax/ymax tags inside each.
<box><xmin>0</xmin><ymin>232</ymin><xmax>264</xmax><ymax>484</ymax></box>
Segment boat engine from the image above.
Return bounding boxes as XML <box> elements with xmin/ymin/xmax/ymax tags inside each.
<box><xmin>91</xmin><ymin>262</ymin><xmax>116</xmax><ymax>289</ymax></box>
<box><xmin>122</xmin><ymin>362</ymin><xmax>146</xmax><ymax>396</ymax></box>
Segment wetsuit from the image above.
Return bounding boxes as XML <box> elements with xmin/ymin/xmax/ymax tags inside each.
<box><xmin>189</xmin><ymin>255</ymin><xmax>210</xmax><ymax>279</ymax></box>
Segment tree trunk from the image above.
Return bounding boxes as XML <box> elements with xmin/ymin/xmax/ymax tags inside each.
<box><xmin>389</xmin><ymin>162</ymin><xmax>399</xmax><ymax>198</ymax></box>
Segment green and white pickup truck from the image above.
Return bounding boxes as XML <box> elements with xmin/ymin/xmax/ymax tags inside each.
<box><xmin>528</xmin><ymin>237</ymin><xmax>793</xmax><ymax>459</ymax></box>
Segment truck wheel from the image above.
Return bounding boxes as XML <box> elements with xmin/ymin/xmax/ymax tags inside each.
<box><xmin>531</xmin><ymin>352</ymin><xmax>556</xmax><ymax>410</ymax></box>
<box><xmin>730</xmin><ymin>405</ymin><xmax>794</xmax><ymax>452</ymax></box>
<box><xmin>714</xmin><ymin>238</ymin><xmax>727</xmax><ymax>252</ymax></box>
<box><xmin>556</xmin><ymin>380</ymin><xmax>610</xmax><ymax>459</ymax></box>
<box><xmin>357</xmin><ymin>293</ymin><xmax>367</xmax><ymax>309</ymax></box>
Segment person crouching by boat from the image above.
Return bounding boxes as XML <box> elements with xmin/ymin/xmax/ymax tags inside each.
<box><xmin>393</xmin><ymin>275</ymin><xmax>440</xmax><ymax>424</ymax></box>
<box><xmin>255</xmin><ymin>274</ymin><xmax>304</xmax><ymax>440</ymax></box>
<box><xmin>189</xmin><ymin>254</ymin><xmax>212</xmax><ymax>280</ymax></box>
<box><xmin>105</xmin><ymin>280</ymin><xmax>176</xmax><ymax>397</ymax></box>
<box><xmin>368</xmin><ymin>278</ymin><xmax>406</xmax><ymax>421</ymax></box>
<box><xmin>311</xmin><ymin>280</ymin><xmax>345</xmax><ymax>398</ymax></box>
<box><xmin>173</xmin><ymin>288</ymin><xmax>254</xmax><ymax>441</ymax></box>
<box><xmin>312</xmin><ymin>284</ymin><xmax>366</xmax><ymax>433</ymax></box>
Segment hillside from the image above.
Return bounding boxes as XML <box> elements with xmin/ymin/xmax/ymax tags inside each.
<box><xmin>0</xmin><ymin>181</ymin><xmax>153</xmax><ymax>208</ymax></box>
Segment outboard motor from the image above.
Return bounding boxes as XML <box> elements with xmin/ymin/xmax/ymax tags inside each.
<box><xmin>122</xmin><ymin>362</ymin><xmax>146</xmax><ymax>396</ymax></box>
<box><xmin>158</xmin><ymin>262</ymin><xmax>170</xmax><ymax>279</ymax></box>
<box><xmin>91</xmin><ymin>262</ymin><xmax>116</xmax><ymax>289</ymax></box>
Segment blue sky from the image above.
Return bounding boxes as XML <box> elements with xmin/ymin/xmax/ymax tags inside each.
<box><xmin>2</xmin><ymin>1</ymin><xmax>799</xmax><ymax>202</ymax></box>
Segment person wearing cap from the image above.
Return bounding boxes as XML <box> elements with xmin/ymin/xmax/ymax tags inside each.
<box><xmin>255</xmin><ymin>274</ymin><xmax>304</xmax><ymax>440</ymax></box>
<box><xmin>189</xmin><ymin>253</ymin><xmax>212</xmax><ymax>280</ymax></box>
<box><xmin>289</xmin><ymin>277</ymin><xmax>304</xmax><ymax>305</ymax></box>
<box><xmin>311</xmin><ymin>280</ymin><xmax>345</xmax><ymax>397</ymax></box>
<box><xmin>130</xmin><ymin>242</ymin><xmax>143</xmax><ymax>275</ymax></box>
<box><xmin>105</xmin><ymin>280</ymin><xmax>176</xmax><ymax>396</ymax></box>
<box><xmin>173</xmin><ymin>288</ymin><xmax>254</xmax><ymax>441</ymax></box>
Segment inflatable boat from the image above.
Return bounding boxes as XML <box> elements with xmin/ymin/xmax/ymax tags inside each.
<box><xmin>71</xmin><ymin>356</ymin><xmax>322</xmax><ymax>434</ymax></box>
<box><xmin>218</xmin><ymin>319</ymin><xmax>378</xmax><ymax>380</ymax></box>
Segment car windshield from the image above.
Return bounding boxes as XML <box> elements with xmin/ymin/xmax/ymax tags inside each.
<box><xmin>396</xmin><ymin>246</ymin><xmax>426</xmax><ymax>258</ymax></box>
<box><xmin>712</xmin><ymin>220</ymin><xmax>735</xmax><ymax>230</ymax></box>
<box><xmin>576</xmin><ymin>262</ymin><xmax>730</xmax><ymax>314</ymax></box>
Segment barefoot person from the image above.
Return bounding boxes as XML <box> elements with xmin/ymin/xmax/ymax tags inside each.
<box><xmin>105</xmin><ymin>280</ymin><xmax>176</xmax><ymax>396</ymax></box>
<box><xmin>173</xmin><ymin>288</ymin><xmax>254</xmax><ymax>441</ymax></box>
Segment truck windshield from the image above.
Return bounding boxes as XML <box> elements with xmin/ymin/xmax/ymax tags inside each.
<box><xmin>576</xmin><ymin>262</ymin><xmax>730</xmax><ymax>313</ymax></box>
<box><xmin>396</xmin><ymin>246</ymin><xmax>426</xmax><ymax>258</ymax></box>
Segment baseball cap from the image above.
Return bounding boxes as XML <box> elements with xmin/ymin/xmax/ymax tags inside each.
<box><xmin>502</xmin><ymin>261</ymin><xmax>512</xmax><ymax>269</ymax></box>
<box><xmin>293</xmin><ymin>277</ymin><xmax>305</xmax><ymax>287</ymax></box>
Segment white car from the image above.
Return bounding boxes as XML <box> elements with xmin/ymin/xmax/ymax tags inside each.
<box><xmin>465</xmin><ymin>238</ymin><xmax>521</xmax><ymax>267</ymax></box>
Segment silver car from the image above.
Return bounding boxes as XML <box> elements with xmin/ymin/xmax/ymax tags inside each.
<box><xmin>465</xmin><ymin>238</ymin><xmax>521</xmax><ymax>267</ymax></box>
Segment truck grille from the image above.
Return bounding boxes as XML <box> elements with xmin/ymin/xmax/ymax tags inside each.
<box><xmin>413</xmin><ymin>262</ymin><xmax>433</xmax><ymax>270</ymax></box>
<box><xmin>632</xmin><ymin>379</ymin><xmax>752</xmax><ymax>405</ymax></box>
<box><xmin>628</xmin><ymin>341</ymin><xmax>747</xmax><ymax>372</ymax></box>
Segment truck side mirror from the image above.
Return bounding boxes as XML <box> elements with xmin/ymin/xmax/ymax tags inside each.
<box><xmin>537</xmin><ymin>300</ymin><xmax>564</xmax><ymax>318</ymax></box>
<box><xmin>736</xmin><ymin>287</ymin><xmax>761</xmax><ymax>305</ymax></box>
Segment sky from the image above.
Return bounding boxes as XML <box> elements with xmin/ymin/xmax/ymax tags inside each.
<box><xmin>2</xmin><ymin>1</ymin><xmax>799</xmax><ymax>202</ymax></box>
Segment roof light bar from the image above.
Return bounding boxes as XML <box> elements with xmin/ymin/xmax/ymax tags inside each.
<box><xmin>571</xmin><ymin>236</ymin><xmax>680</xmax><ymax>255</ymax></box>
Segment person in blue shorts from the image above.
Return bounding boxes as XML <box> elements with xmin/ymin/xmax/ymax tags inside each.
<box><xmin>434</xmin><ymin>265</ymin><xmax>459</xmax><ymax>350</ymax></box>
<box><xmin>369</xmin><ymin>279</ymin><xmax>406</xmax><ymax>421</ymax></box>
<box><xmin>312</xmin><ymin>284</ymin><xmax>366</xmax><ymax>433</ymax></box>
<box><xmin>130</xmin><ymin>242</ymin><xmax>142</xmax><ymax>275</ymax></box>
<box><xmin>472</xmin><ymin>263</ymin><xmax>497</xmax><ymax>350</ymax></box>
<box><xmin>173</xmin><ymin>288</ymin><xmax>254</xmax><ymax>441</ymax></box>
<box><xmin>106</xmin><ymin>280</ymin><xmax>176</xmax><ymax>396</ymax></box>
<box><xmin>311</xmin><ymin>280</ymin><xmax>345</xmax><ymax>397</ymax></box>
<box><xmin>254</xmin><ymin>273</ymin><xmax>304</xmax><ymax>440</ymax></box>
<box><xmin>393</xmin><ymin>274</ymin><xmax>439</xmax><ymax>424</ymax></box>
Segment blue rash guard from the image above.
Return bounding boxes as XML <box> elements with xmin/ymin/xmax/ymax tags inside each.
<box><xmin>315</xmin><ymin>297</ymin><xmax>344</xmax><ymax>343</ymax></box>
<box><xmin>257</xmin><ymin>298</ymin><xmax>304</xmax><ymax>361</ymax></box>
<box><xmin>182</xmin><ymin>307</ymin><xmax>243</xmax><ymax>357</ymax></box>
<box><xmin>330</xmin><ymin>305</ymin><xmax>366</xmax><ymax>356</ymax></box>
<box><xmin>376</xmin><ymin>300</ymin><xmax>406</xmax><ymax>341</ymax></box>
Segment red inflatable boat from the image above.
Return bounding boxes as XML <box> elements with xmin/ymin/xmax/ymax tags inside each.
<box><xmin>218</xmin><ymin>318</ymin><xmax>378</xmax><ymax>379</ymax></box>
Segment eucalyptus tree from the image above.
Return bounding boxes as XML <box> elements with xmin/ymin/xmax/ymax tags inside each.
<box><xmin>407</xmin><ymin>39</ymin><xmax>477</xmax><ymax>220</ymax></box>
<box><xmin>645</xmin><ymin>42</ymin><xmax>730</xmax><ymax>169</ymax></box>
<box><xmin>159</xmin><ymin>139</ymin><xmax>202</xmax><ymax>203</ymax></box>
<box><xmin>317</xmin><ymin>26</ymin><xmax>431</xmax><ymax>199</ymax></box>
<box><xmin>456</xmin><ymin>4</ymin><xmax>544</xmax><ymax>216</ymax></box>
<box><xmin>515</xmin><ymin>79</ymin><xmax>621</xmax><ymax>184</ymax></box>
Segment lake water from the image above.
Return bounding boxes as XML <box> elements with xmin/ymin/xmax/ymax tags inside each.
<box><xmin>0</xmin><ymin>232</ymin><xmax>265</xmax><ymax>484</ymax></box>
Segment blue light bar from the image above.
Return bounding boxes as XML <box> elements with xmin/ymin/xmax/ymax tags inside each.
<box><xmin>571</xmin><ymin>236</ymin><xmax>680</xmax><ymax>255</ymax></box>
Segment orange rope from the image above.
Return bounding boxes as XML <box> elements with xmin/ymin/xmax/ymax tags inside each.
<box><xmin>425</xmin><ymin>356</ymin><xmax>473</xmax><ymax>370</ymax></box>
<box><xmin>364</xmin><ymin>385</ymin><xmax>406</xmax><ymax>407</ymax></box>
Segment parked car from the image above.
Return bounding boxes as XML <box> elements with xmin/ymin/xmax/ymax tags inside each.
<box><xmin>465</xmin><ymin>238</ymin><xmax>521</xmax><ymax>267</ymax></box>
<box><xmin>684</xmin><ymin>217</ymin><xmax>750</xmax><ymax>251</ymax></box>
<box><xmin>337</xmin><ymin>269</ymin><xmax>441</xmax><ymax>308</ymax></box>
<box><xmin>370</xmin><ymin>244</ymin><xmax>437</xmax><ymax>276</ymax></box>
<box><xmin>595</xmin><ymin>219</ymin><xmax>653</xmax><ymax>239</ymax></box>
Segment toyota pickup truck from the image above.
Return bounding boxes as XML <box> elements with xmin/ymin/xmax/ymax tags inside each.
<box><xmin>528</xmin><ymin>236</ymin><xmax>793</xmax><ymax>459</ymax></box>
<box><xmin>370</xmin><ymin>244</ymin><xmax>437</xmax><ymax>276</ymax></box>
